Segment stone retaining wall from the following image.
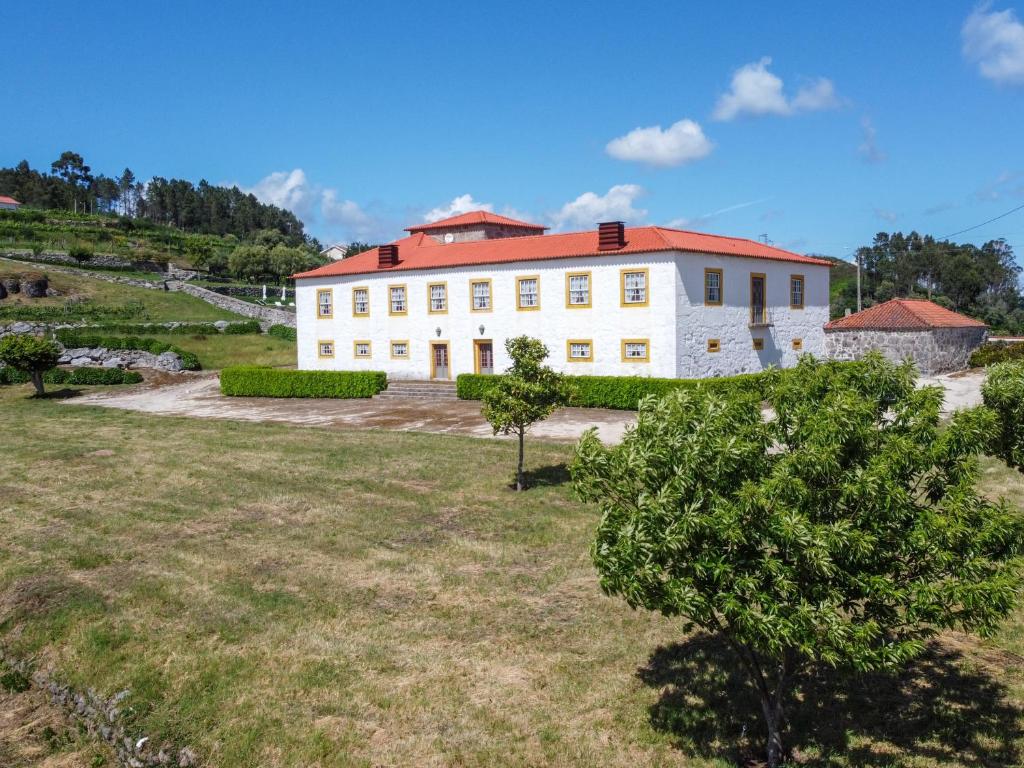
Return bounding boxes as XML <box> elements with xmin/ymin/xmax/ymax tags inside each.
<box><xmin>176</xmin><ymin>282</ymin><xmax>296</xmax><ymax>327</ymax></box>
<box><xmin>57</xmin><ymin>346</ymin><xmax>185</xmax><ymax>371</ymax></box>
<box><xmin>825</xmin><ymin>326</ymin><xmax>988</xmax><ymax>374</ymax></box>
<box><xmin>1</xmin><ymin>249</ymin><xmax>166</xmax><ymax>273</ymax></box>
<box><xmin>0</xmin><ymin>255</ymin><xmax>163</xmax><ymax>290</ymax></box>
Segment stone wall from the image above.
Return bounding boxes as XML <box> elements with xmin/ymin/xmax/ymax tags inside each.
<box><xmin>176</xmin><ymin>282</ymin><xmax>296</xmax><ymax>328</ymax></box>
<box><xmin>824</xmin><ymin>326</ymin><xmax>988</xmax><ymax>374</ymax></box>
<box><xmin>1</xmin><ymin>249</ymin><xmax>166</xmax><ymax>273</ymax></box>
<box><xmin>58</xmin><ymin>347</ymin><xmax>185</xmax><ymax>371</ymax></box>
<box><xmin>0</xmin><ymin>255</ymin><xmax>162</xmax><ymax>290</ymax></box>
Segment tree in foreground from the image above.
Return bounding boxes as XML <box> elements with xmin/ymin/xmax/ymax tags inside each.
<box><xmin>982</xmin><ymin>359</ymin><xmax>1024</xmax><ymax>471</ymax></box>
<box><xmin>0</xmin><ymin>334</ymin><xmax>61</xmax><ymax>396</ymax></box>
<box><xmin>572</xmin><ymin>354</ymin><xmax>1023</xmax><ymax>767</ymax></box>
<box><xmin>482</xmin><ymin>336</ymin><xmax>567</xmax><ymax>491</ymax></box>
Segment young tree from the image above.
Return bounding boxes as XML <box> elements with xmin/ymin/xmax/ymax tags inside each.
<box><xmin>0</xmin><ymin>334</ymin><xmax>61</xmax><ymax>396</ymax></box>
<box><xmin>572</xmin><ymin>354</ymin><xmax>1023</xmax><ymax>767</ymax></box>
<box><xmin>982</xmin><ymin>359</ymin><xmax>1024</xmax><ymax>471</ymax></box>
<box><xmin>482</xmin><ymin>336</ymin><xmax>567</xmax><ymax>491</ymax></box>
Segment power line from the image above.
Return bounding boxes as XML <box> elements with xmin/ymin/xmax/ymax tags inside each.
<box><xmin>941</xmin><ymin>201</ymin><xmax>1024</xmax><ymax>240</ymax></box>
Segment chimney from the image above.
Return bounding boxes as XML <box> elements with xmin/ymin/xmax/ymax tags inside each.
<box><xmin>377</xmin><ymin>244</ymin><xmax>399</xmax><ymax>268</ymax></box>
<box><xmin>597</xmin><ymin>221</ymin><xmax>625</xmax><ymax>250</ymax></box>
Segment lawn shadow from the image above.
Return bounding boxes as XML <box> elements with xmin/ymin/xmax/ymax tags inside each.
<box><xmin>37</xmin><ymin>388</ymin><xmax>84</xmax><ymax>400</ymax></box>
<box><xmin>510</xmin><ymin>463</ymin><xmax>571</xmax><ymax>490</ymax></box>
<box><xmin>638</xmin><ymin>632</ymin><xmax>1022</xmax><ymax>767</ymax></box>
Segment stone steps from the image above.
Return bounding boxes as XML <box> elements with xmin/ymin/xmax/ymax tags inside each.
<box><xmin>375</xmin><ymin>380</ymin><xmax>459</xmax><ymax>401</ymax></box>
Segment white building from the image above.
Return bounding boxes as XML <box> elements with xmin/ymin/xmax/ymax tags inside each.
<box><xmin>293</xmin><ymin>212</ymin><xmax>831</xmax><ymax>380</ymax></box>
<box><xmin>321</xmin><ymin>244</ymin><xmax>347</xmax><ymax>261</ymax></box>
<box><xmin>0</xmin><ymin>195</ymin><xmax>22</xmax><ymax>211</ymax></box>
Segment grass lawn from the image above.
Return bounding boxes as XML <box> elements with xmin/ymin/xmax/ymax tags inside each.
<box><xmin>147</xmin><ymin>332</ymin><xmax>297</xmax><ymax>370</ymax></box>
<box><xmin>0</xmin><ymin>259</ymin><xmax>244</xmax><ymax>323</ymax></box>
<box><xmin>0</xmin><ymin>386</ymin><xmax>1022</xmax><ymax>767</ymax></box>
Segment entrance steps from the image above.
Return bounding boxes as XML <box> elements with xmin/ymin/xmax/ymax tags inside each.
<box><xmin>375</xmin><ymin>379</ymin><xmax>459</xmax><ymax>401</ymax></box>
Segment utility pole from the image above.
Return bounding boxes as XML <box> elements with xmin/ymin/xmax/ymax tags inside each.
<box><xmin>856</xmin><ymin>249</ymin><xmax>862</xmax><ymax>313</ymax></box>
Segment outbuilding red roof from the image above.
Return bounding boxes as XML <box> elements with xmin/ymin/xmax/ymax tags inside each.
<box><xmin>824</xmin><ymin>298</ymin><xmax>988</xmax><ymax>331</ymax></box>
<box><xmin>405</xmin><ymin>211</ymin><xmax>547</xmax><ymax>233</ymax></box>
<box><xmin>295</xmin><ymin>223</ymin><xmax>831</xmax><ymax>280</ymax></box>
<box><xmin>0</xmin><ymin>195</ymin><xmax>21</xmax><ymax>205</ymax></box>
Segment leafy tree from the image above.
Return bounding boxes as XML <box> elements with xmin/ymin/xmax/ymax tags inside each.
<box><xmin>227</xmin><ymin>244</ymin><xmax>273</xmax><ymax>283</ymax></box>
<box><xmin>572</xmin><ymin>354</ymin><xmax>1023</xmax><ymax>767</ymax></box>
<box><xmin>0</xmin><ymin>334</ymin><xmax>61</xmax><ymax>396</ymax></box>
<box><xmin>482</xmin><ymin>336</ymin><xmax>567</xmax><ymax>491</ymax></box>
<box><xmin>343</xmin><ymin>241</ymin><xmax>375</xmax><ymax>258</ymax></box>
<box><xmin>50</xmin><ymin>151</ymin><xmax>92</xmax><ymax>210</ymax></box>
<box><xmin>982</xmin><ymin>359</ymin><xmax>1024</xmax><ymax>471</ymax></box>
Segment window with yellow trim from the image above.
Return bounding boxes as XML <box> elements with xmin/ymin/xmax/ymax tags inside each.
<box><xmin>707</xmin><ymin>339</ymin><xmax>721</xmax><ymax>353</ymax></box>
<box><xmin>316</xmin><ymin>289</ymin><xmax>333</xmax><ymax>319</ymax></box>
<box><xmin>389</xmin><ymin>285</ymin><xmax>407</xmax><ymax>315</ymax></box>
<box><xmin>352</xmin><ymin>287</ymin><xmax>369</xmax><ymax>316</ymax></box>
<box><xmin>752</xmin><ymin>338</ymin><xmax>764</xmax><ymax>351</ymax></box>
<box><xmin>792</xmin><ymin>338</ymin><xmax>803</xmax><ymax>351</ymax></box>
<box><xmin>517</xmin><ymin>276</ymin><xmax>539</xmax><ymax>310</ymax></box>
<box><xmin>390</xmin><ymin>340</ymin><xmax>409</xmax><ymax>358</ymax></box>
<box><xmin>566</xmin><ymin>339</ymin><xmax>593</xmax><ymax>361</ymax></box>
<box><xmin>790</xmin><ymin>275</ymin><xmax>805</xmax><ymax>309</ymax></box>
<box><xmin>428</xmin><ymin>282</ymin><xmax>448</xmax><ymax>313</ymax></box>
<box><xmin>470</xmin><ymin>279</ymin><xmax>492</xmax><ymax>311</ymax></box>
<box><xmin>353</xmin><ymin>340</ymin><xmax>371</xmax><ymax>358</ymax></box>
<box><xmin>318</xmin><ymin>340</ymin><xmax>334</xmax><ymax>358</ymax></box>
<box><xmin>621</xmin><ymin>339</ymin><xmax>649</xmax><ymax>362</ymax></box>
<box><xmin>621</xmin><ymin>269</ymin><xmax>649</xmax><ymax>306</ymax></box>
<box><xmin>705</xmin><ymin>268</ymin><xmax>723</xmax><ymax>305</ymax></box>
<box><xmin>565</xmin><ymin>272</ymin><xmax>591</xmax><ymax>308</ymax></box>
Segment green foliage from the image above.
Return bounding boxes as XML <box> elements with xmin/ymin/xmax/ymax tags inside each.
<box><xmin>68</xmin><ymin>242</ymin><xmax>94</xmax><ymax>263</ymax></box>
<box><xmin>970</xmin><ymin>342</ymin><xmax>1024</xmax><ymax>368</ymax></box>
<box><xmin>481</xmin><ymin>336</ymin><xmax>568</xmax><ymax>490</ymax></box>
<box><xmin>982</xmin><ymin>360</ymin><xmax>1024</xmax><ymax>471</ymax></box>
<box><xmin>0</xmin><ymin>333</ymin><xmax>61</xmax><ymax>395</ymax></box>
<box><xmin>69</xmin><ymin>321</ymin><xmax>260</xmax><ymax>337</ymax></box>
<box><xmin>0</xmin><ymin>366</ymin><xmax>144</xmax><ymax>386</ymax></box>
<box><xmin>267</xmin><ymin>324</ymin><xmax>297</xmax><ymax>342</ymax></box>
<box><xmin>54</xmin><ymin>329</ymin><xmax>200</xmax><ymax>371</ymax></box>
<box><xmin>572</xmin><ymin>352</ymin><xmax>1024</xmax><ymax>766</ymax></box>
<box><xmin>219</xmin><ymin>366</ymin><xmax>386</xmax><ymax>398</ymax></box>
<box><xmin>0</xmin><ymin>299</ymin><xmax>146</xmax><ymax>323</ymax></box>
<box><xmin>223</xmin><ymin>320</ymin><xmax>262</xmax><ymax>335</ymax></box>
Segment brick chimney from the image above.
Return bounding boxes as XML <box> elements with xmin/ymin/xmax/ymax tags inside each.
<box><xmin>377</xmin><ymin>244</ymin><xmax>399</xmax><ymax>267</ymax></box>
<box><xmin>597</xmin><ymin>221</ymin><xmax>626</xmax><ymax>250</ymax></box>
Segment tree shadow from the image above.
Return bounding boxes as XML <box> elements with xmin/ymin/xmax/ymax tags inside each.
<box><xmin>511</xmin><ymin>463</ymin><xmax>572</xmax><ymax>490</ymax></box>
<box><xmin>37</xmin><ymin>388</ymin><xmax>84</xmax><ymax>400</ymax></box>
<box><xmin>638</xmin><ymin>632</ymin><xmax>1022</xmax><ymax>767</ymax></box>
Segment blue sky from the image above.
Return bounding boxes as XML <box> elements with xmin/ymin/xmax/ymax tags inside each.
<box><xmin>2</xmin><ymin>1</ymin><xmax>1023</xmax><ymax>259</ymax></box>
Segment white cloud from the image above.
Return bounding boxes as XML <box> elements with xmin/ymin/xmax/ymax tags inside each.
<box><xmin>605</xmin><ymin>118</ymin><xmax>714</xmax><ymax>167</ymax></box>
<box><xmin>244</xmin><ymin>169</ymin><xmax>317</xmax><ymax>220</ymax></box>
<box><xmin>666</xmin><ymin>196</ymin><xmax>773</xmax><ymax>230</ymax></box>
<box><xmin>549</xmin><ymin>184</ymin><xmax>647</xmax><ymax>230</ymax></box>
<box><xmin>874</xmin><ymin>207</ymin><xmax>899</xmax><ymax>223</ymax></box>
<box><xmin>976</xmin><ymin>169</ymin><xmax>1024</xmax><ymax>200</ymax></box>
<box><xmin>858</xmin><ymin>116</ymin><xmax>887</xmax><ymax>164</ymax></box>
<box><xmin>423</xmin><ymin>194</ymin><xmax>493</xmax><ymax>222</ymax></box>
<box><xmin>712</xmin><ymin>57</ymin><xmax>840</xmax><ymax>120</ymax></box>
<box><xmin>963</xmin><ymin>4</ymin><xmax>1024</xmax><ymax>85</ymax></box>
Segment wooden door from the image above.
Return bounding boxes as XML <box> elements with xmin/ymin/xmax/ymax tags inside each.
<box><xmin>475</xmin><ymin>341</ymin><xmax>494</xmax><ymax>375</ymax></box>
<box><xmin>431</xmin><ymin>342</ymin><xmax>450</xmax><ymax>380</ymax></box>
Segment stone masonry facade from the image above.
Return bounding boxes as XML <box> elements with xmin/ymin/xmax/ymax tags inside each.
<box><xmin>824</xmin><ymin>326</ymin><xmax>988</xmax><ymax>374</ymax></box>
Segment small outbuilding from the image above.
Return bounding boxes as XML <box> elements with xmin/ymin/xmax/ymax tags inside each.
<box><xmin>0</xmin><ymin>195</ymin><xmax>22</xmax><ymax>211</ymax></box>
<box><xmin>824</xmin><ymin>298</ymin><xmax>987</xmax><ymax>374</ymax></box>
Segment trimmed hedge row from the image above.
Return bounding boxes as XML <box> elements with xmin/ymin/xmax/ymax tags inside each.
<box><xmin>71</xmin><ymin>320</ymin><xmax>262</xmax><ymax>336</ymax></box>
<box><xmin>456</xmin><ymin>371</ymin><xmax>772</xmax><ymax>410</ymax></box>
<box><xmin>970</xmin><ymin>342</ymin><xmax>1024</xmax><ymax>368</ymax></box>
<box><xmin>53</xmin><ymin>329</ymin><xmax>201</xmax><ymax>370</ymax></box>
<box><xmin>220</xmin><ymin>366</ymin><xmax>387</xmax><ymax>398</ymax></box>
<box><xmin>267</xmin><ymin>324</ymin><xmax>297</xmax><ymax>342</ymax></box>
<box><xmin>0</xmin><ymin>366</ymin><xmax>144</xmax><ymax>386</ymax></box>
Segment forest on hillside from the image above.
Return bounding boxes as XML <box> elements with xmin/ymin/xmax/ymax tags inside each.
<box><xmin>828</xmin><ymin>231</ymin><xmax>1023</xmax><ymax>334</ymax></box>
<box><xmin>0</xmin><ymin>152</ymin><xmax>318</xmax><ymax>249</ymax></box>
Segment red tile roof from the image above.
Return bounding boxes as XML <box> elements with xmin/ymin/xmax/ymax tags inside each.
<box><xmin>405</xmin><ymin>210</ymin><xmax>547</xmax><ymax>233</ymax></box>
<box><xmin>295</xmin><ymin>224</ymin><xmax>831</xmax><ymax>280</ymax></box>
<box><xmin>824</xmin><ymin>298</ymin><xmax>988</xmax><ymax>331</ymax></box>
<box><xmin>0</xmin><ymin>195</ymin><xmax>21</xmax><ymax>205</ymax></box>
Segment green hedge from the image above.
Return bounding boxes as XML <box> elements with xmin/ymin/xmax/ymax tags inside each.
<box><xmin>457</xmin><ymin>371</ymin><xmax>772</xmax><ymax>410</ymax></box>
<box><xmin>223</xmin><ymin>320</ymin><xmax>263</xmax><ymax>335</ymax></box>
<box><xmin>267</xmin><ymin>324</ymin><xmax>297</xmax><ymax>342</ymax></box>
<box><xmin>970</xmin><ymin>342</ymin><xmax>1024</xmax><ymax>368</ymax></box>
<box><xmin>54</xmin><ymin>329</ymin><xmax>201</xmax><ymax>370</ymax></box>
<box><xmin>0</xmin><ymin>366</ymin><xmax>143</xmax><ymax>386</ymax></box>
<box><xmin>71</xmin><ymin>320</ymin><xmax>261</xmax><ymax>336</ymax></box>
<box><xmin>220</xmin><ymin>367</ymin><xmax>387</xmax><ymax>398</ymax></box>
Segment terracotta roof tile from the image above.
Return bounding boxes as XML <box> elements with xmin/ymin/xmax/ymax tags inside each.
<box><xmin>824</xmin><ymin>298</ymin><xmax>987</xmax><ymax>331</ymax></box>
<box><xmin>295</xmin><ymin>224</ymin><xmax>831</xmax><ymax>280</ymax></box>
<box><xmin>405</xmin><ymin>211</ymin><xmax>547</xmax><ymax>232</ymax></box>
<box><xmin>0</xmin><ymin>195</ymin><xmax>21</xmax><ymax>205</ymax></box>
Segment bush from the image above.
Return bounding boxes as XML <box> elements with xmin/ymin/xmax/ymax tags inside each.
<box><xmin>53</xmin><ymin>329</ymin><xmax>201</xmax><ymax>371</ymax></box>
<box><xmin>982</xmin><ymin>360</ymin><xmax>1024</xmax><ymax>470</ymax></box>
<box><xmin>223</xmin><ymin>320</ymin><xmax>262</xmax><ymax>335</ymax></box>
<box><xmin>267</xmin><ymin>324</ymin><xmax>297</xmax><ymax>342</ymax></box>
<box><xmin>69</xmin><ymin>242</ymin><xmax>94</xmax><ymax>263</ymax></box>
<box><xmin>220</xmin><ymin>367</ymin><xmax>386</xmax><ymax>398</ymax></box>
<box><xmin>970</xmin><ymin>342</ymin><xmax>1024</xmax><ymax>368</ymax></box>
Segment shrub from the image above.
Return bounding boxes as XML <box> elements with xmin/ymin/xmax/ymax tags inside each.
<box><xmin>267</xmin><ymin>324</ymin><xmax>297</xmax><ymax>342</ymax></box>
<box><xmin>970</xmin><ymin>342</ymin><xmax>1024</xmax><ymax>368</ymax></box>
<box><xmin>69</xmin><ymin>242</ymin><xmax>94</xmax><ymax>263</ymax></box>
<box><xmin>223</xmin><ymin>320</ymin><xmax>262</xmax><ymax>335</ymax></box>
<box><xmin>220</xmin><ymin>366</ymin><xmax>386</xmax><ymax>398</ymax></box>
<box><xmin>982</xmin><ymin>359</ymin><xmax>1024</xmax><ymax>470</ymax></box>
<box><xmin>0</xmin><ymin>334</ymin><xmax>61</xmax><ymax>395</ymax></box>
<box><xmin>53</xmin><ymin>329</ymin><xmax>201</xmax><ymax>371</ymax></box>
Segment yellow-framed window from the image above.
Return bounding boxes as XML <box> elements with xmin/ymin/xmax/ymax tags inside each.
<box><xmin>752</xmin><ymin>337</ymin><xmax>764</xmax><ymax>351</ymax></box>
<box><xmin>427</xmin><ymin>281</ymin><xmax>448</xmax><ymax>314</ymax></box>
<box><xmin>469</xmin><ymin>279</ymin><xmax>492</xmax><ymax>312</ymax></box>
<box><xmin>750</xmin><ymin>273</ymin><xmax>767</xmax><ymax>325</ymax></box>
<box><xmin>353</xmin><ymin>340</ymin><xmax>372</xmax><ymax>358</ymax></box>
<box><xmin>316</xmin><ymin>288</ymin><xmax>333</xmax><ymax>319</ymax></box>
<box><xmin>704</xmin><ymin>268</ymin><xmax>723</xmax><ymax>306</ymax></box>
<box><xmin>516</xmin><ymin>275</ymin><xmax>540</xmax><ymax>310</ymax></box>
<box><xmin>317</xmin><ymin>340</ymin><xmax>335</xmax><ymax>358</ymax></box>
<box><xmin>792</xmin><ymin>338</ymin><xmax>803</xmax><ymax>351</ymax></box>
<box><xmin>707</xmin><ymin>339</ymin><xmax>721</xmax><ymax>353</ymax></box>
<box><xmin>352</xmin><ymin>286</ymin><xmax>369</xmax><ymax>317</ymax></box>
<box><xmin>566</xmin><ymin>339</ymin><xmax>593</xmax><ymax>362</ymax></box>
<box><xmin>388</xmin><ymin>284</ymin><xmax>408</xmax><ymax>315</ymax></box>
<box><xmin>565</xmin><ymin>271</ymin><xmax>592</xmax><ymax>308</ymax></box>
<box><xmin>790</xmin><ymin>274</ymin><xmax>805</xmax><ymax>309</ymax></box>
<box><xmin>620</xmin><ymin>268</ymin><xmax>650</xmax><ymax>307</ymax></box>
<box><xmin>621</xmin><ymin>338</ymin><xmax>650</xmax><ymax>362</ymax></box>
<box><xmin>390</xmin><ymin>340</ymin><xmax>409</xmax><ymax>359</ymax></box>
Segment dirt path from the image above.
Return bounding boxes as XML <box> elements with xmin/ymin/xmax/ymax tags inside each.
<box><xmin>64</xmin><ymin>373</ymin><xmax>638</xmax><ymax>444</ymax></box>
